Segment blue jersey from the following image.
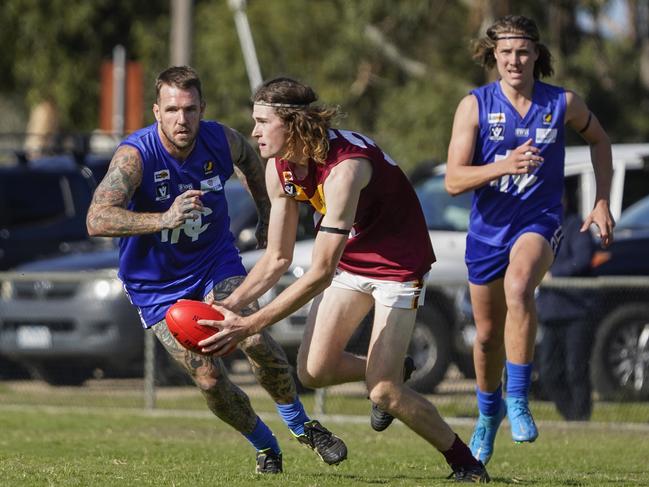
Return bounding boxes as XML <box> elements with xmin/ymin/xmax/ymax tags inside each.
<box><xmin>469</xmin><ymin>80</ymin><xmax>566</xmax><ymax>245</ymax></box>
<box><xmin>117</xmin><ymin>121</ymin><xmax>244</xmax><ymax>312</ymax></box>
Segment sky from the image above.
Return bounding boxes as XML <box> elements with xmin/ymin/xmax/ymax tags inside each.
<box><xmin>576</xmin><ymin>0</ymin><xmax>632</xmax><ymax>38</ymax></box>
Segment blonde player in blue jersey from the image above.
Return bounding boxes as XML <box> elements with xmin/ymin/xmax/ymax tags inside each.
<box><xmin>445</xmin><ymin>15</ymin><xmax>614</xmax><ymax>465</ymax></box>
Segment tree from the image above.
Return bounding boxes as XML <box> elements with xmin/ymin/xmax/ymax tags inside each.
<box><xmin>0</xmin><ymin>0</ymin><xmax>168</xmax><ymax>132</ymax></box>
<box><xmin>1</xmin><ymin>0</ymin><xmax>647</xmax><ymax>167</ymax></box>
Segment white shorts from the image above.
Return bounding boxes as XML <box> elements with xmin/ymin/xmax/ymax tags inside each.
<box><xmin>330</xmin><ymin>269</ymin><xmax>427</xmax><ymax>309</ymax></box>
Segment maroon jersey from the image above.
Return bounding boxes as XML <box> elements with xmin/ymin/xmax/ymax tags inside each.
<box><xmin>274</xmin><ymin>129</ymin><xmax>435</xmax><ymax>281</ymax></box>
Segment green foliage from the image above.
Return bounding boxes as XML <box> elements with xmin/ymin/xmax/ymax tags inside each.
<box><xmin>0</xmin><ymin>0</ymin><xmax>168</xmax><ymax>131</ymax></box>
<box><xmin>1</xmin><ymin>0</ymin><xmax>648</xmax><ymax>163</ymax></box>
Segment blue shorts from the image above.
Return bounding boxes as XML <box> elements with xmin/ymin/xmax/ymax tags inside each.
<box><xmin>466</xmin><ymin>215</ymin><xmax>563</xmax><ymax>285</ymax></box>
<box><xmin>123</xmin><ymin>254</ymin><xmax>246</xmax><ymax>328</ymax></box>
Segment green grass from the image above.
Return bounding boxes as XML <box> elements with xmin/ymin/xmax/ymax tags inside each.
<box><xmin>1</xmin><ymin>381</ymin><xmax>648</xmax><ymax>422</ymax></box>
<box><xmin>1</xmin><ymin>402</ymin><xmax>649</xmax><ymax>486</ymax></box>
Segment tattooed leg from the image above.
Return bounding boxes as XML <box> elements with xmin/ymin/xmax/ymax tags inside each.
<box><xmin>207</xmin><ymin>276</ymin><xmax>297</xmax><ymax>404</ymax></box>
<box><xmin>151</xmin><ymin>320</ymin><xmax>258</xmax><ymax>434</ymax></box>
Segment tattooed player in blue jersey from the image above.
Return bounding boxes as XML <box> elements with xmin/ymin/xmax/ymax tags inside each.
<box><xmin>86</xmin><ymin>66</ymin><xmax>346</xmax><ymax>474</ymax></box>
<box><xmin>445</xmin><ymin>16</ymin><xmax>614</xmax><ymax>465</ymax></box>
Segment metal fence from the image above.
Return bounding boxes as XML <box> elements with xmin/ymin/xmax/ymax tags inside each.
<box><xmin>0</xmin><ymin>275</ymin><xmax>648</xmax><ymax>424</ymax></box>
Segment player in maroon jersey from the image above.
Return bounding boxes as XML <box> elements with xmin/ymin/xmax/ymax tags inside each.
<box><xmin>198</xmin><ymin>77</ymin><xmax>489</xmax><ymax>482</ymax></box>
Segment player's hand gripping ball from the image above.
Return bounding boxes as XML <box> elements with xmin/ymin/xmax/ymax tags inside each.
<box><xmin>165</xmin><ymin>300</ymin><xmax>227</xmax><ymax>355</ymax></box>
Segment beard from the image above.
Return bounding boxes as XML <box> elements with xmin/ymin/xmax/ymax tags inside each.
<box><xmin>160</xmin><ymin>124</ymin><xmax>196</xmax><ymax>151</ymax></box>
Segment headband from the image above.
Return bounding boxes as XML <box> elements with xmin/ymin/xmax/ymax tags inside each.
<box><xmin>494</xmin><ymin>35</ymin><xmax>537</xmax><ymax>41</ymax></box>
<box><xmin>254</xmin><ymin>101</ymin><xmax>310</xmax><ymax>109</ymax></box>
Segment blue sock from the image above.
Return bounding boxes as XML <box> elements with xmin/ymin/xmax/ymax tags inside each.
<box><xmin>476</xmin><ymin>383</ymin><xmax>503</xmax><ymax>416</ymax></box>
<box><xmin>243</xmin><ymin>417</ymin><xmax>281</xmax><ymax>454</ymax></box>
<box><xmin>276</xmin><ymin>398</ymin><xmax>310</xmax><ymax>436</ymax></box>
<box><xmin>506</xmin><ymin>361</ymin><xmax>533</xmax><ymax>399</ymax></box>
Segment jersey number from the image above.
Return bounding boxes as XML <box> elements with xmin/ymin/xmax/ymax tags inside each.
<box><xmin>337</xmin><ymin>130</ymin><xmax>397</xmax><ymax>166</ymax></box>
<box><xmin>160</xmin><ymin>207</ymin><xmax>212</xmax><ymax>244</ymax></box>
<box><xmin>489</xmin><ymin>151</ymin><xmax>537</xmax><ymax>194</ymax></box>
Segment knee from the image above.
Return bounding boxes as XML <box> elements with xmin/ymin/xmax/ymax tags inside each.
<box><xmin>367</xmin><ymin>381</ymin><xmax>400</xmax><ymax>412</ymax></box>
<box><xmin>296</xmin><ymin>346</ymin><xmax>328</xmax><ymax>388</ymax></box>
<box><xmin>474</xmin><ymin>327</ymin><xmax>504</xmax><ymax>352</ymax></box>
<box><xmin>187</xmin><ymin>358</ymin><xmax>227</xmax><ymax>393</ymax></box>
<box><xmin>193</xmin><ymin>372</ymin><xmax>221</xmax><ymax>392</ymax></box>
<box><xmin>296</xmin><ymin>362</ymin><xmax>332</xmax><ymax>389</ymax></box>
<box><xmin>505</xmin><ymin>276</ymin><xmax>535</xmax><ymax>310</ymax></box>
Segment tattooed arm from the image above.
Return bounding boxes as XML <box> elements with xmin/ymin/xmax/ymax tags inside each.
<box><xmin>86</xmin><ymin>145</ymin><xmax>204</xmax><ymax>237</ymax></box>
<box><xmin>224</xmin><ymin>126</ymin><xmax>270</xmax><ymax>248</ymax></box>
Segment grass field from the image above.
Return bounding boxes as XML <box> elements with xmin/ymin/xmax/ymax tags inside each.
<box><xmin>1</xmin><ymin>385</ymin><xmax>649</xmax><ymax>486</ymax></box>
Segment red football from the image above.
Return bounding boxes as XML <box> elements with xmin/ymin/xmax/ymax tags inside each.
<box><xmin>165</xmin><ymin>300</ymin><xmax>225</xmax><ymax>355</ymax></box>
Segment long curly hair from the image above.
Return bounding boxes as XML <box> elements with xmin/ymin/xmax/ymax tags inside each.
<box><xmin>472</xmin><ymin>15</ymin><xmax>553</xmax><ymax>79</ymax></box>
<box><xmin>252</xmin><ymin>77</ymin><xmax>340</xmax><ymax>164</ymax></box>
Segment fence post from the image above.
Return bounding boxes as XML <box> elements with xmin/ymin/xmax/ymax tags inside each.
<box><xmin>314</xmin><ymin>387</ymin><xmax>326</xmax><ymax>415</ymax></box>
<box><xmin>144</xmin><ymin>331</ymin><xmax>156</xmax><ymax>409</ymax></box>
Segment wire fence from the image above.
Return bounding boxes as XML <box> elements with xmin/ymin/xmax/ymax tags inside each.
<box><xmin>1</xmin><ymin>274</ymin><xmax>648</xmax><ymax>425</ymax></box>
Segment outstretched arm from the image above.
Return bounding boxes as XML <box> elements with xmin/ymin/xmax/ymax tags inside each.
<box><xmin>445</xmin><ymin>94</ymin><xmax>544</xmax><ymax>196</ymax></box>
<box><xmin>225</xmin><ymin>126</ymin><xmax>271</xmax><ymax>248</ymax></box>
<box><xmin>86</xmin><ymin>145</ymin><xmax>204</xmax><ymax>237</ymax></box>
<box><xmin>201</xmin><ymin>157</ymin><xmax>372</xmax><ymax>356</ymax></box>
<box><xmin>565</xmin><ymin>90</ymin><xmax>614</xmax><ymax>247</ymax></box>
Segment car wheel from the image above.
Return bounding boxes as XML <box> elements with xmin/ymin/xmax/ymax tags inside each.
<box><xmin>0</xmin><ymin>356</ymin><xmax>31</xmax><ymax>380</ymax></box>
<box><xmin>407</xmin><ymin>305</ymin><xmax>452</xmax><ymax>394</ymax></box>
<box><xmin>33</xmin><ymin>364</ymin><xmax>94</xmax><ymax>386</ymax></box>
<box><xmin>591</xmin><ymin>304</ymin><xmax>649</xmax><ymax>401</ymax></box>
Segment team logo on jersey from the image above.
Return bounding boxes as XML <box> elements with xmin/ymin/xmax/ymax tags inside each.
<box><xmin>535</xmin><ymin>128</ymin><xmax>557</xmax><ymax>144</ymax></box>
<box><xmin>284</xmin><ymin>182</ymin><xmax>297</xmax><ymax>197</ymax></box>
<box><xmin>155</xmin><ymin>182</ymin><xmax>171</xmax><ymax>201</ymax></box>
<box><xmin>154</xmin><ymin>170</ymin><xmax>170</xmax><ymax>182</ymax></box>
<box><xmin>200</xmin><ymin>175</ymin><xmax>223</xmax><ymax>192</ymax></box>
<box><xmin>488</xmin><ymin>112</ymin><xmax>506</xmax><ymax>124</ymax></box>
<box><xmin>515</xmin><ymin>128</ymin><xmax>529</xmax><ymax>137</ymax></box>
<box><xmin>489</xmin><ymin>125</ymin><xmax>505</xmax><ymax>141</ymax></box>
<box><xmin>543</xmin><ymin>113</ymin><xmax>553</xmax><ymax>124</ymax></box>
<box><xmin>203</xmin><ymin>161</ymin><xmax>214</xmax><ymax>174</ymax></box>
<box><xmin>283</xmin><ymin>171</ymin><xmax>294</xmax><ymax>182</ymax></box>
<box><xmin>178</xmin><ymin>183</ymin><xmax>193</xmax><ymax>192</ymax></box>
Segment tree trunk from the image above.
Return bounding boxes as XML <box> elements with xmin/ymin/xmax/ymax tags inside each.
<box><xmin>24</xmin><ymin>100</ymin><xmax>59</xmax><ymax>157</ymax></box>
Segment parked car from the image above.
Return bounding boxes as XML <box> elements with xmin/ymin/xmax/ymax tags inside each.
<box><xmin>241</xmin><ymin>143</ymin><xmax>649</xmax><ymax>394</ymax></box>
<box><xmin>0</xmin><ymin>178</ymin><xmax>276</xmax><ymax>385</ymax></box>
<box><xmin>0</xmin><ymin>153</ymin><xmax>111</xmax><ymax>271</ymax></box>
<box><xmin>585</xmin><ymin>194</ymin><xmax>649</xmax><ymax>400</ymax></box>
<box><xmin>0</xmin><ymin>152</ymin><xmax>113</xmax><ymax>378</ymax></box>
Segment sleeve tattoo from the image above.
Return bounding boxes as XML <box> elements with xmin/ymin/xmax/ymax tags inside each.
<box><xmin>87</xmin><ymin>146</ymin><xmax>164</xmax><ymax>236</ymax></box>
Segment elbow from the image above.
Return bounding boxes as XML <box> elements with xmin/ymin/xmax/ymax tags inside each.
<box><xmin>310</xmin><ymin>265</ymin><xmax>337</xmax><ymax>295</ymax></box>
<box><xmin>267</xmin><ymin>253</ymin><xmax>292</xmax><ymax>276</ymax></box>
<box><xmin>444</xmin><ymin>177</ymin><xmax>462</xmax><ymax>197</ymax></box>
<box><xmin>276</xmin><ymin>257</ymin><xmax>292</xmax><ymax>275</ymax></box>
<box><xmin>86</xmin><ymin>208</ymin><xmax>108</xmax><ymax>237</ymax></box>
<box><xmin>86</xmin><ymin>214</ymin><xmax>100</xmax><ymax>237</ymax></box>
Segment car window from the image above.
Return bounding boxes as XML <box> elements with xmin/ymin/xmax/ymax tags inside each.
<box><xmin>415</xmin><ymin>175</ymin><xmax>472</xmax><ymax>231</ymax></box>
<box><xmin>616</xmin><ymin>195</ymin><xmax>649</xmax><ymax>230</ymax></box>
<box><xmin>1</xmin><ymin>172</ymin><xmax>74</xmax><ymax>227</ymax></box>
<box><xmin>621</xmin><ymin>168</ymin><xmax>649</xmax><ymax>211</ymax></box>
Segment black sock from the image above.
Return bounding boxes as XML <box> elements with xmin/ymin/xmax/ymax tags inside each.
<box><xmin>441</xmin><ymin>434</ymin><xmax>481</xmax><ymax>470</ymax></box>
